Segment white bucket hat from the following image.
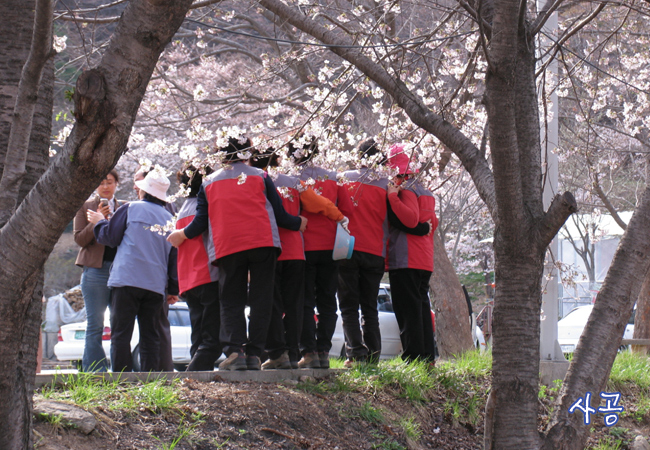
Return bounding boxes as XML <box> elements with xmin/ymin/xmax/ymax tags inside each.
<box><xmin>135</xmin><ymin>170</ymin><xmax>170</xmax><ymax>202</ymax></box>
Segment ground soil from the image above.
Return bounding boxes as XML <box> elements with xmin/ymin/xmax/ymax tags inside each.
<box><xmin>33</xmin><ymin>372</ymin><xmax>486</xmax><ymax>450</ymax></box>
<box><xmin>32</xmin><ymin>371</ymin><xmax>650</xmax><ymax>449</ymax></box>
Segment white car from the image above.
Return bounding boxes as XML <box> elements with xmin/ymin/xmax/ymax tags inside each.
<box><xmin>54</xmin><ymin>302</ymin><xmax>192</xmax><ymax>371</ymax></box>
<box><xmin>558</xmin><ymin>304</ymin><xmax>634</xmax><ymax>354</ymax></box>
<box><xmin>331</xmin><ymin>284</ymin><xmax>404</xmax><ymax>359</ymax></box>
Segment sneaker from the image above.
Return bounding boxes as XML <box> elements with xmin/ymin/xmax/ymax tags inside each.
<box><xmin>261</xmin><ymin>352</ymin><xmax>292</xmax><ymax>370</ymax></box>
<box><xmin>218</xmin><ymin>352</ymin><xmax>247</xmax><ymax>371</ymax></box>
<box><xmin>246</xmin><ymin>355</ymin><xmax>261</xmax><ymax>370</ymax></box>
<box><xmin>318</xmin><ymin>352</ymin><xmax>330</xmax><ymax>369</ymax></box>
<box><xmin>297</xmin><ymin>352</ymin><xmax>321</xmax><ymax>369</ymax></box>
<box><xmin>290</xmin><ymin>360</ymin><xmax>299</xmax><ymax>369</ymax></box>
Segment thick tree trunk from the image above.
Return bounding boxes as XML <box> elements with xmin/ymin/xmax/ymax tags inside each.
<box><xmin>632</xmin><ymin>271</ymin><xmax>650</xmax><ymax>355</ymax></box>
<box><xmin>0</xmin><ymin>1</ymin><xmax>53</xmax><ymax>446</ymax></box>
<box><xmin>0</xmin><ymin>1</ymin><xmax>194</xmax><ymax>447</ymax></box>
<box><xmin>543</xmin><ymin>184</ymin><xmax>650</xmax><ymax>450</ymax></box>
<box><xmin>430</xmin><ymin>230</ymin><xmax>474</xmax><ymax>357</ymax></box>
<box><xmin>484</xmin><ymin>249</ymin><xmax>546</xmax><ymax>450</ymax></box>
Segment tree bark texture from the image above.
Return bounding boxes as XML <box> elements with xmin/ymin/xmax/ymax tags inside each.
<box><xmin>0</xmin><ymin>1</ymin><xmax>53</xmax><ymax>447</ymax></box>
<box><xmin>543</xmin><ymin>184</ymin><xmax>650</xmax><ymax>450</ymax></box>
<box><xmin>0</xmin><ymin>1</ymin><xmax>194</xmax><ymax>447</ymax></box>
<box><xmin>430</xmin><ymin>230</ymin><xmax>474</xmax><ymax>357</ymax></box>
<box><xmin>632</xmin><ymin>272</ymin><xmax>650</xmax><ymax>355</ymax></box>
<box><xmin>0</xmin><ymin>0</ymin><xmax>53</xmax><ymax>227</ymax></box>
<box><xmin>0</xmin><ymin>1</ymin><xmax>52</xmax><ymax>205</ymax></box>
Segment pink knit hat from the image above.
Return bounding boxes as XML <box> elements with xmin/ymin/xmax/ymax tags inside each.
<box><xmin>387</xmin><ymin>144</ymin><xmax>415</xmax><ymax>175</ymax></box>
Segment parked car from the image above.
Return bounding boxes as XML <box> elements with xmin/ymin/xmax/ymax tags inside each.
<box><xmin>54</xmin><ymin>301</ymin><xmax>193</xmax><ymax>371</ymax></box>
<box><xmin>558</xmin><ymin>304</ymin><xmax>635</xmax><ymax>354</ymax></box>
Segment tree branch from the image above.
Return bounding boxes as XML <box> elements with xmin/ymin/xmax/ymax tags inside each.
<box><xmin>539</xmin><ymin>192</ymin><xmax>578</xmax><ymax>247</ymax></box>
<box><xmin>259</xmin><ymin>0</ymin><xmax>498</xmax><ymax>216</ymax></box>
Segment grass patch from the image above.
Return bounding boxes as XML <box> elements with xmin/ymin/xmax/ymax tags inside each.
<box><xmin>608</xmin><ymin>351</ymin><xmax>650</xmax><ymax>390</ymax></box>
<box><xmin>357</xmin><ymin>401</ymin><xmax>385</xmax><ymax>424</ymax></box>
<box><xmin>398</xmin><ymin>416</ymin><xmax>422</xmax><ymax>441</ymax></box>
<box><xmin>39</xmin><ymin>372</ymin><xmax>180</xmax><ymax>413</ymax></box>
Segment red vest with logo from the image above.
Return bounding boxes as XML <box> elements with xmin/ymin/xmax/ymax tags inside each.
<box><xmin>176</xmin><ymin>197</ymin><xmax>219</xmax><ymax>295</ymax></box>
<box><xmin>342</xmin><ymin>169</ymin><xmax>390</xmax><ymax>257</ymax></box>
<box><xmin>299</xmin><ymin>166</ymin><xmax>345</xmax><ymax>252</ymax></box>
<box><xmin>203</xmin><ymin>162</ymin><xmax>280</xmax><ymax>261</ymax></box>
<box><xmin>274</xmin><ymin>173</ymin><xmax>305</xmax><ymax>261</ymax></box>
<box><xmin>387</xmin><ymin>181</ymin><xmax>438</xmax><ymax>271</ymax></box>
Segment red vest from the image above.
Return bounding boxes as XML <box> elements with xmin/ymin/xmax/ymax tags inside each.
<box><xmin>176</xmin><ymin>197</ymin><xmax>219</xmax><ymax>296</ymax></box>
<box><xmin>342</xmin><ymin>169</ymin><xmax>389</xmax><ymax>257</ymax></box>
<box><xmin>299</xmin><ymin>166</ymin><xmax>343</xmax><ymax>252</ymax></box>
<box><xmin>274</xmin><ymin>173</ymin><xmax>305</xmax><ymax>261</ymax></box>
<box><xmin>203</xmin><ymin>162</ymin><xmax>280</xmax><ymax>260</ymax></box>
<box><xmin>387</xmin><ymin>181</ymin><xmax>438</xmax><ymax>271</ymax></box>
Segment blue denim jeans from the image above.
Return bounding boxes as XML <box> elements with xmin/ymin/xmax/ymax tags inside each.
<box><xmin>81</xmin><ymin>261</ymin><xmax>112</xmax><ymax>372</ymax></box>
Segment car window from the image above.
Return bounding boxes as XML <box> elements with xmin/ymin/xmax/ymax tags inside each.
<box><xmin>174</xmin><ymin>308</ymin><xmax>191</xmax><ymax>327</ymax></box>
<box><xmin>168</xmin><ymin>310</ymin><xmax>182</xmax><ymax>327</ymax></box>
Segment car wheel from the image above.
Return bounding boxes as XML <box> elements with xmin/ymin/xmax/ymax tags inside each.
<box><xmin>132</xmin><ymin>345</ymin><xmax>141</xmax><ymax>372</ymax></box>
<box><xmin>174</xmin><ymin>363</ymin><xmax>188</xmax><ymax>372</ymax></box>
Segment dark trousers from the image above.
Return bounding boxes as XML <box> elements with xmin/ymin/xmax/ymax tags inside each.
<box><xmin>301</xmin><ymin>250</ymin><xmax>339</xmax><ymax>354</ymax></box>
<box><xmin>156</xmin><ymin>301</ymin><xmax>173</xmax><ymax>371</ymax></box>
<box><xmin>218</xmin><ymin>247</ymin><xmax>277</xmax><ymax>357</ymax></box>
<box><xmin>266</xmin><ymin>260</ymin><xmax>305</xmax><ymax>361</ymax></box>
<box><xmin>388</xmin><ymin>269</ymin><xmax>436</xmax><ymax>363</ymax></box>
<box><xmin>338</xmin><ymin>251</ymin><xmax>384</xmax><ymax>361</ymax></box>
<box><xmin>110</xmin><ymin>286</ymin><xmax>164</xmax><ymax>372</ymax></box>
<box><xmin>183</xmin><ymin>281</ymin><xmax>221</xmax><ymax>370</ymax></box>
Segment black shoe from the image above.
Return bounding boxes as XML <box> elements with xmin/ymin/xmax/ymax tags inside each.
<box><xmin>246</xmin><ymin>355</ymin><xmax>261</xmax><ymax>370</ymax></box>
<box><xmin>218</xmin><ymin>352</ymin><xmax>247</xmax><ymax>371</ymax></box>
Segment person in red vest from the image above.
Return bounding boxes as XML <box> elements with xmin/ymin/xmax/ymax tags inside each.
<box><xmin>174</xmin><ymin>163</ymin><xmax>222</xmax><ymax>371</ymax></box>
<box><xmin>337</xmin><ymin>138</ymin><xmax>390</xmax><ymax>367</ymax></box>
<box><xmin>168</xmin><ymin>137</ymin><xmax>307</xmax><ymax>371</ymax></box>
<box><xmin>290</xmin><ymin>137</ymin><xmax>355</xmax><ymax>369</ymax></box>
<box><xmin>249</xmin><ymin>148</ymin><xmax>349</xmax><ymax>369</ymax></box>
<box><xmin>386</xmin><ymin>144</ymin><xmax>439</xmax><ymax>364</ymax></box>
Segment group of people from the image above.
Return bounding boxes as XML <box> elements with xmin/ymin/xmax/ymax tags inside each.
<box><xmin>74</xmin><ymin>135</ymin><xmax>439</xmax><ymax>373</ymax></box>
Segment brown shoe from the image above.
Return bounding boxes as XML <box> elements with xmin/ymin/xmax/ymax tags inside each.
<box><xmin>261</xmin><ymin>352</ymin><xmax>292</xmax><ymax>370</ymax></box>
<box><xmin>297</xmin><ymin>352</ymin><xmax>321</xmax><ymax>369</ymax></box>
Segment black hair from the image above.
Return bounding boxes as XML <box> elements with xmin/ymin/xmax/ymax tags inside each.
<box><xmin>176</xmin><ymin>163</ymin><xmax>213</xmax><ymax>197</ymax></box>
<box><xmin>286</xmin><ymin>136</ymin><xmax>318</xmax><ymax>165</ymax></box>
<box><xmin>104</xmin><ymin>169</ymin><xmax>120</xmax><ymax>184</ymax></box>
<box><xmin>218</xmin><ymin>136</ymin><xmax>253</xmax><ymax>163</ymax></box>
<box><xmin>143</xmin><ymin>192</ymin><xmax>167</xmax><ymax>206</ymax></box>
<box><xmin>357</xmin><ymin>138</ymin><xmax>387</xmax><ymax>165</ymax></box>
<box><xmin>249</xmin><ymin>147</ymin><xmax>279</xmax><ymax>170</ymax></box>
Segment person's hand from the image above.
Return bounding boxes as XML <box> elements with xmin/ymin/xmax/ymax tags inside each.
<box><xmin>97</xmin><ymin>203</ymin><xmax>111</xmax><ymax>219</ymax></box>
<box><xmin>426</xmin><ymin>219</ymin><xmax>433</xmax><ymax>236</ymax></box>
<box><xmin>167</xmin><ymin>229</ymin><xmax>187</xmax><ymax>248</ymax></box>
<box><xmin>166</xmin><ymin>295</ymin><xmax>178</xmax><ymax>305</ymax></box>
<box><xmin>87</xmin><ymin>209</ymin><xmax>105</xmax><ymax>224</ymax></box>
<box><xmin>338</xmin><ymin>216</ymin><xmax>350</xmax><ymax>233</ymax></box>
<box><xmin>387</xmin><ymin>184</ymin><xmax>400</xmax><ymax>196</ymax></box>
<box><xmin>298</xmin><ymin>215</ymin><xmax>308</xmax><ymax>233</ymax></box>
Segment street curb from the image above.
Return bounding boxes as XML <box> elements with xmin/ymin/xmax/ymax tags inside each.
<box><xmin>34</xmin><ymin>368</ymin><xmax>343</xmax><ymax>388</ymax></box>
